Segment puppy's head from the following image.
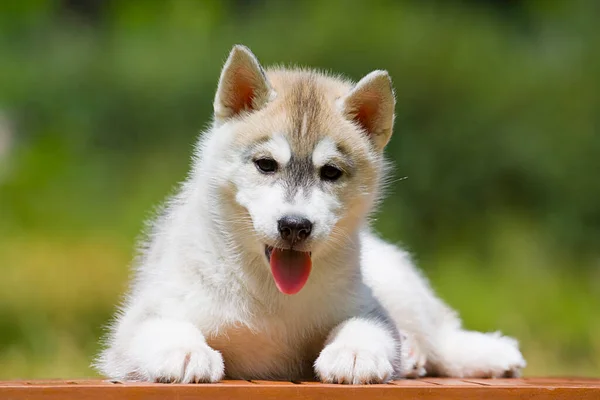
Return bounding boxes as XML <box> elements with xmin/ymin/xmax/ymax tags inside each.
<box><xmin>210</xmin><ymin>45</ymin><xmax>395</xmax><ymax>294</ymax></box>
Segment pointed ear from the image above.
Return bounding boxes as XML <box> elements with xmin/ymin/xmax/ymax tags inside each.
<box><xmin>340</xmin><ymin>70</ymin><xmax>396</xmax><ymax>150</ymax></box>
<box><xmin>213</xmin><ymin>45</ymin><xmax>274</xmax><ymax>122</ymax></box>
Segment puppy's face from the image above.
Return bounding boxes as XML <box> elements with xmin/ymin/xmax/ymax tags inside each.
<box><xmin>232</xmin><ymin>119</ymin><xmax>375</xmax><ymax>255</ymax></box>
<box><xmin>211</xmin><ymin>46</ymin><xmax>395</xmax><ymax>294</ymax></box>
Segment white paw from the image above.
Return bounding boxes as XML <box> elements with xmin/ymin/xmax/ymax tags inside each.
<box><xmin>398</xmin><ymin>331</ymin><xmax>427</xmax><ymax>378</ymax></box>
<box><xmin>315</xmin><ymin>343</ymin><xmax>394</xmax><ymax>384</ymax></box>
<box><xmin>435</xmin><ymin>330</ymin><xmax>526</xmax><ymax>378</ymax></box>
<box><xmin>127</xmin><ymin>319</ymin><xmax>225</xmax><ymax>383</ymax></box>
<box><xmin>145</xmin><ymin>343</ymin><xmax>225</xmax><ymax>383</ymax></box>
<box><xmin>473</xmin><ymin>332</ymin><xmax>526</xmax><ymax>378</ymax></box>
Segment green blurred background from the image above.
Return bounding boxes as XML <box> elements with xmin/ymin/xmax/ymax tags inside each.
<box><xmin>0</xmin><ymin>0</ymin><xmax>599</xmax><ymax>379</ymax></box>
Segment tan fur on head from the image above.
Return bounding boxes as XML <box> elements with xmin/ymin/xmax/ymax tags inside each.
<box><xmin>231</xmin><ymin>69</ymin><xmax>363</xmax><ymax>156</ymax></box>
<box><xmin>215</xmin><ymin>45</ymin><xmax>396</xmax><ymax>154</ymax></box>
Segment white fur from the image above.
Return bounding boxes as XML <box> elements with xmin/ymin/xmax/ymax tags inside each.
<box><xmin>96</xmin><ymin>52</ymin><xmax>525</xmax><ymax>384</ymax></box>
<box><xmin>125</xmin><ymin>319</ymin><xmax>224</xmax><ymax>382</ymax></box>
<box><xmin>312</xmin><ymin>137</ymin><xmax>341</xmax><ymax>167</ymax></box>
<box><xmin>232</xmin><ymin>134</ymin><xmax>342</xmax><ymax>256</ymax></box>
<box><xmin>315</xmin><ymin>318</ymin><xmax>397</xmax><ymax>384</ymax></box>
<box><xmin>259</xmin><ymin>133</ymin><xmax>292</xmax><ymax>165</ymax></box>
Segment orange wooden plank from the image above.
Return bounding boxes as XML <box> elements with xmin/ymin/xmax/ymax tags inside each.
<box><xmin>215</xmin><ymin>379</ymin><xmax>254</xmax><ymax>385</ymax></box>
<box><xmin>527</xmin><ymin>377</ymin><xmax>600</xmax><ymax>385</ymax></box>
<box><xmin>1</xmin><ymin>378</ymin><xmax>599</xmax><ymax>400</ymax></box>
<box><xmin>389</xmin><ymin>379</ymin><xmax>439</xmax><ymax>386</ymax></box>
<box><xmin>463</xmin><ymin>378</ymin><xmax>531</xmax><ymax>386</ymax></box>
<box><xmin>250</xmin><ymin>380</ymin><xmax>296</xmax><ymax>385</ymax></box>
<box><xmin>522</xmin><ymin>378</ymin><xmax>600</xmax><ymax>388</ymax></box>
<box><xmin>421</xmin><ymin>378</ymin><xmax>484</xmax><ymax>386</ymax></box>
<box><xmin>3</xmin><ymin>378</ymin><xmax>600</xmax><ymax>387</ymax></box>
<box><xmin>0</xmin><ymin>385</ymin><xmax>598</xmax><ymax>400</ymax></box>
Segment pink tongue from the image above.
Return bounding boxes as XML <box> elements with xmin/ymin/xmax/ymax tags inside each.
<box><xmin>269</xmin><ymin>249</ymin><xmax>312</xmax><ymax>295</ymax></box>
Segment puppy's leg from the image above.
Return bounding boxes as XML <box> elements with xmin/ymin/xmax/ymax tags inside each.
<box><xmin>100</xmin><ymin>318</ymin><xmax>225</xmax><ymax>383</ymax></box>
<box><xmin>314</xmin><ymin>317</ymin><xmax>399</xmax><ymax>384</ymax></box>
<box><xmin>427</xmin><ymin>327</ymin><xmax>526</xmax><ymax>378</ymax></box>
<box><xmin>360</xmin><ymin>231</ymin><xmax>526</xmax><ymax>378</ymax></box>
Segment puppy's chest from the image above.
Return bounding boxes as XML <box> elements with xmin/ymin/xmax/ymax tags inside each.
<box><xmin>200</xmin><ymin>272</ymin><xmax>366</xmax><ymax>379</ymax></box>
<box><xmin>206</xmin><ymin>318</ymin><xmax>331</xmax><ymax>380</ymax></box>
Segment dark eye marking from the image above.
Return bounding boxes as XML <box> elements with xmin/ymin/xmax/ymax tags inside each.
<box><xmin>320</xmin><ymin>164</ymin><xmax>343</xmax><ymax>181</ymax></box>
<box><xmin>254</xmin><ymin>158</ymin><xmax>278</xmax><ymax>174</ymax></box>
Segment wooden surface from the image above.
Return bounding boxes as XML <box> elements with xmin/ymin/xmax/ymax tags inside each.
<box><xmin>1</xmin><ymin>378</ymin><xmax>599</xmax><ymax>399</ymax></box>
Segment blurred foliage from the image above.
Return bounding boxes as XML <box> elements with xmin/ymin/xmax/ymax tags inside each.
<box><xmin>0</xmin><ymin>0</ymin><xmax>598</xmax><ymax>379</ymax></box>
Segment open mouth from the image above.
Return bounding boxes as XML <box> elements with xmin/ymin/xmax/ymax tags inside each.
<box><xmin>265</xmin><ymin>246</ymin><xmax>312</xmax><ymax>295</ymax></box>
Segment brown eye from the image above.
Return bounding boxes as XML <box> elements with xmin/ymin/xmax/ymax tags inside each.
<box><xmin>254</xmin><ymin>158</ymin><xmax>278</xmax><ymax>174</ymax></box>
<box><xmin>320</xmin><ymin>165</ymin><xmax>343</xmax><ymax>181</ymax></box>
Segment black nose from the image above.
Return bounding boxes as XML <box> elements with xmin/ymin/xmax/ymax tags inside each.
<box><xmin>277</xmin><ymin>216</ymin><xmax>313</xmax><ymax>244</ymax></box>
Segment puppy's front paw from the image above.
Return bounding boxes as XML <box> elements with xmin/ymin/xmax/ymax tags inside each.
<box><xmin>315</xmin><ymin>343</ymin><xmax>394</xmax><ymax>384</ymax></box>
<box><xmin>127</xmin><ymin>319</ymin><xmax>225</xmax><ymax>383</ymax></box>
<box><xmin>146</xmin><ymin>343</ymin><xmax>225</xmax><ymax>383</ymax></box>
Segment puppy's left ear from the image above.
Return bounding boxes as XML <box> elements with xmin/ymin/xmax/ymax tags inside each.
<box><xmin>214</xmin><ymin>45</ymin><xmax>275</xmax><ymax>123</ymax></box>
<box><xmin>340</xmin><ymin>70</ymin><xmax>395</xmax><ymax>151</ymax></box>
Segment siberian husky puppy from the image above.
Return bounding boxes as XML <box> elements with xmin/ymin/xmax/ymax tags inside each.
<box><xmin>96</xmin><ymin>45</ymin><xmax>526</xmax><ymax>384</ymax></box>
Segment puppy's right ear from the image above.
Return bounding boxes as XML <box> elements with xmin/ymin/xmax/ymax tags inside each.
<box><xmin>214</xmin><ymin>45</ymin><xmax>275</xmax><ymax>123</ymax></box>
